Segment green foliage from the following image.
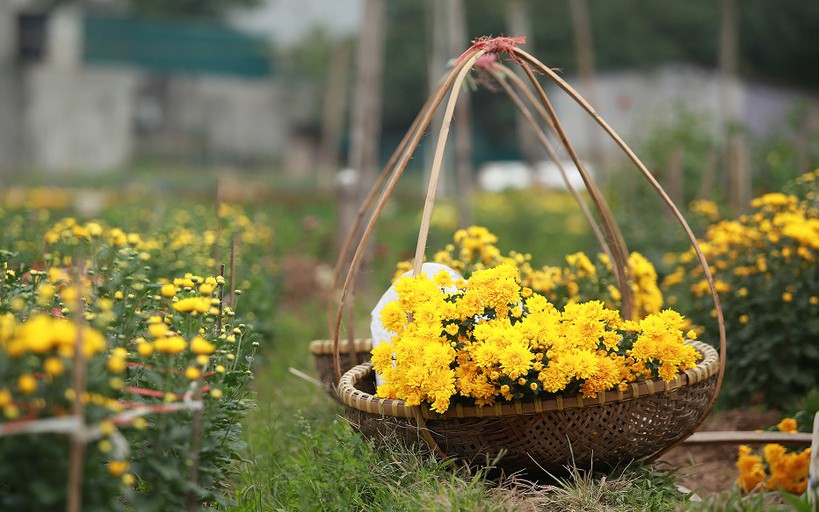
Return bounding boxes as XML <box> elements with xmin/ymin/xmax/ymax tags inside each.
<box><xmin>684</xmin><ymin>487</ymin><xmax>811</xmax><ymax>511</ymax></box>
<box><xmin>751</xmin><ymin>102</ymin><xmax>819</xmax><ymax>195</ymax></box>
<box><xmin>0</xmin><ymin>200</ymin><xmax>269</xmax><ymax>509</ymax></box>
<box><xmin>663</xmin><ymin>171</ymin><xmax>819</xmax><ymax>409</ymax></box>
<box><xmin>790</xmin><ymin>388</ymin><xmax>819</xmax><ymax>433</ymax></box>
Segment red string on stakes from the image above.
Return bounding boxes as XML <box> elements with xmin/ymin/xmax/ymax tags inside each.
<box><xmin>126</xmin><ymin>361</ymin><xmax>215</xmax><ymax>378</ymax></box>
<box><xmin>453</xmin><ymin>35</ymin><xmax>526</xmax><ymax>67</ymax></box>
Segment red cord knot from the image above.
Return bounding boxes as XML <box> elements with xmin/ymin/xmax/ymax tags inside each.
<box><xmin>474</xmin><ymin>53</ymin><xmax>498</xmax><ymax>70</ymax></box>
<box><xmin>454</xmin><ymin>35</ymin><xmax>526</xmax><ymax>66</ymax></box>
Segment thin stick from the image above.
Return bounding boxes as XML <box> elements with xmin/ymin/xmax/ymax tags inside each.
<box><xmin>66</xmin><ymin>268</ymin><xmax>87</xmax><ymax>512</ymax></box>
<box><xmin>413</xmin><ymin>51</ymin><xmax>485</xmax><ymax>277</ymax></box>
<box><xmin>217</xmin><ymin>264</ymin><xmax>225</xmax><ymax>336</ymax></box>
<box><xmin>288</xmin><ymin>367</ymin><xmax>324</xmax><ymax>388</ymax></box>
<box><xmin>347</xmin><ymin>279</ymin><xmax>358</xmax><ymax>366</ymax></box>
<box><xmin>810</xmin><ymin>411</ymin><xmax>818</xmax><ymax>507</ymax></box>
<box><xmin>213</xmin><ymin>177</ymin><xmax>222</xmax><ymax>275</ymax></box>
<box><xmin>682</xmin><ymin>431</ymin><xmax>812</xmax><ymax>446</ymax></box>
<box><xmin>186</xmin><ymin>384</ymin><xmax>204</xmax><ymax>511</ymax></box>
<box><xmin>229</xmin><ymin>237</ymin><xmax>237</xmax><ymax>307</ymax></box>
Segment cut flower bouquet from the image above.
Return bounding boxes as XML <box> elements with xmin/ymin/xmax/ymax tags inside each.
<box><xmin>371</xmin><ymin>263</ymin><xmax>701</xmax><ymax>414</ymax></box>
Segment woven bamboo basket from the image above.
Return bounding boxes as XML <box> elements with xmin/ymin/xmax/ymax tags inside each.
<box><xmin>338</xmin><ymin>342</ymin><xmax>718</xmax><ymax>474</ymax></box>
<box><xmin>310</xmin><ymin>338</ymin><xmax>372</xmax><ymax>399</ymax></box>
<box><xmin>328</xmin><ymin>36</ymin><xmax>727</xmax><ymax>476</ymax></box>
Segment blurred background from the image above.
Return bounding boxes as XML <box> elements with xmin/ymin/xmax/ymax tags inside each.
<box><xmin>2</xmin><ymin>0</ymin><xmax>819</xmax><ymax>283</ymax></box>
<box><xmin>1</xmin><ymin>0</ymin><xmax>817</xmax><ymax>200</ymax></box>
<box><xmin>1</xmin><ymin>4</ymin><xmax>818</xmax><ymax>505</ymax></box>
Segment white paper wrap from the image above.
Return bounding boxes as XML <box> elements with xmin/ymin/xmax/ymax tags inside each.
<box><xmin>370</xmin><ymin>262</ymin><xmax>463</xmax><ymax>386</ymax></box>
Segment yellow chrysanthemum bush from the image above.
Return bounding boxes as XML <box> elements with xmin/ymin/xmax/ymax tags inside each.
<box><xmin>372</xmin><ymin>264</ymin><xmax>700</xmax><ymax>414</ymax></box>
<box><xmin>0</xmin><ymin>208</ymin><xmax>261</xmax><ymax>510</ymax></box>
<box><xmin>400</xmin><ymin>225</ymin><xmax>665</xmax><ymax>319</ymax></box>
<box><xmin>663</xmin><ymin>169</ymin><xmax>819</xmax><ymax>408</ymax></box>
<box><xmin>735</xmin><ymin>417</ymin><xmax>812</xmax><ymax>495</ymax></box>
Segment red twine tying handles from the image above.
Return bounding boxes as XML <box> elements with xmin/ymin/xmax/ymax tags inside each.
<box><xmin>453</xmin><ymin>35</ymin><xmax>526</xmax><ymax>66</ymax></box>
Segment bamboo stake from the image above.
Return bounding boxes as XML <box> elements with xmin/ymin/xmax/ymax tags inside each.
<box><xmin>66</xmin><ymin>268</ymin><xmax>87</xmax><ymax>512</ymax></box>
<box><xmin>412</xmin><ymin>52</ymin><xmax>484</xmax><ymax>277</ymax></box>
<box><xmin>229</xmin><ymin>237</ymin><xmax>237</xmax><ymax>307</ymax></box>
<box><xmin>188</xmin><ymin>265</ymin><xmax>224</xmax><ymax>511</ymax></box>
<box><xmin>213</xmin><ymin>178</ymin><xmax>222</xmax><ymax>275</ymax></box>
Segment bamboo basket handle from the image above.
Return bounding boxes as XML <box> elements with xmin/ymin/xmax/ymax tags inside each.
<box><xmin>508</xmin><ymin>46</ymin><xmax>726</xmax><ymax>416</ymax></box>
<box><xmin>331</xmin><ymin>48</ymin><xmax>486</xmax><ymax>381</ymax></box>
<box><xmin>412</xmin><ymin>53</ymin><xmax>486</xmax><ymax>277</ymax></box>
<box><xmin>332</xmin><ymin>38</ymin><xmax>725</xmax><ymax>449</ymax></box>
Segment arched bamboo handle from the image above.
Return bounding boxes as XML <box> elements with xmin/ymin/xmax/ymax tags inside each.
<box><xmin>508</xmin><ymin>46</ymin><xmax>726</xmax><ymax>418</ymax></box>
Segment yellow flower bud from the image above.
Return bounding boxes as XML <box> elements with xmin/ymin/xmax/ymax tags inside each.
<box><xmin>160</xmin><ymin>283</ymin><xmax>177</xmax><ymax>297</ymax></box>
<box><xmin>107</xmin><ymin>460</ymin><xmax>129</xmax><ymax>477</ymax></box>
<box><xmin>190</xmin><ymin>336</ymin><xmax>215</xmax><ymax>355</ymax></box>
<box><xmin>17</xmin><ymin>374</ymin><xmax>38</xmax><ymax>394</ymax></box>
<box><xmin>44</xmin><ymin>357</ymin><xmax>65</xmax><ymax>377</ymax></box>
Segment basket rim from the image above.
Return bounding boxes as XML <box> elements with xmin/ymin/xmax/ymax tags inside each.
<box><xmin>338</xmin><ymin>340</ymin><xmax>718</xmax><ymax>420</ymax></box>
<box><xmin>310</xmin><ymin>338</ymin><xmax>372</xmax><ymax>355</ymax></box>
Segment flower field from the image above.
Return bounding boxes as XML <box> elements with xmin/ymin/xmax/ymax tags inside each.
<box><xmin>0</xmin><ymin>193</ymin><xmax>274</xmax><ymax>510</ymax></box>
<box><xmin>0</xmin><ymin>169</ymin><xmax>817</xmax><ymax>509</ymax></box>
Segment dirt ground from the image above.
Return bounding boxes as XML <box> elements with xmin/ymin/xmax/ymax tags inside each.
<box><xmin>657</xmin><ymin>408</ymin><xmax>783</xmax><ymax>497</ymax></box>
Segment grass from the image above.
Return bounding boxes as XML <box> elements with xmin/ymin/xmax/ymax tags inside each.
<box><xmin>217</xmin><ymin>178</ymin><xmax>775</xmax><ymax>511</ymax></box>
<box><xmin>230</xmin><ymin>278</ymin><xmax>699</xmax><ymax>510</ymax></box>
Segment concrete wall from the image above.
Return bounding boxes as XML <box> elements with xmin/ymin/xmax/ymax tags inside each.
<box><xmin>0</xmin><ymin>2</ymin><xmax>21</xmax><ymax>176</ymax></box>
<box><xmin>2</xmin><ymin>5</ymin><xmax>292</xmax><ymax>174</ymax></box>
<box><xmin>547</xmin><ymin>65</ymin><xmax>815</xmax><ymax>161</ymax></box>
<box><xmin>152</xmin><ymin>75</ymin><xmax>287</xmax><ymax>162</ymax></box>
<box><xmin>23</xmin><ymin>65</ymin><xmax>138</xmax><ymax>172</ymax></box>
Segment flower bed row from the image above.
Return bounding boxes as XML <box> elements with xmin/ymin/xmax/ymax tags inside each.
<box><xmin>0</xmin><ymin>204</ymin><xmax>274</xmax><ymax>510</ymax></box>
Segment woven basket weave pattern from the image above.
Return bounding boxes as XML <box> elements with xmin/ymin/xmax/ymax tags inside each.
<box><xmin>340</xmin><ymin>342</ymin><xmax>718</xmax><ymax>474</ymax></box>
<box><xmin>310</xmin><ymin>339</ymin><xmax>372</xmax><ymax>397</ymax></box>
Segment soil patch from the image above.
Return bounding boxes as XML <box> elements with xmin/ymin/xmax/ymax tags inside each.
<box><xmin>658</xmin><ymin>408</ymin><xmax>782</xmax><ymax>497</ymax></box>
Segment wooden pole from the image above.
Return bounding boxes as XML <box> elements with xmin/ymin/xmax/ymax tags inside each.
<box><xmin>447</xmin><ymin>0</ymin><xmax>473</xmax><ymax>227</ymax></box>
<box><xmin>425</xmin><ymin>0</ymin><xmax>450</xmax><ymax>196</ymax></box>
<box><xmin>318</xmin><ymin>41</ymin><xmax>352</xmax><ymax>186</ymax></box>
<box><xmin>348</xmin><ymin>0</ymin><xmax>386</xmax><ymax>190</ymax></box>
<box><xmin>505</xmin><ymin>0</ymin><xmax>540</xmax><ymax>167</ymax></box>
<box><xmin>720</xmin><ymin>0</ymin><xmax>749</xmax><ymax>210</ymax></box>
<box><xmin>569</xmin><ymin>0</ymin><xmax>604</xmax><ymax>182</ymax></box>
<box><xmin>341</xmin><ymin>0</ymin><xmax>385</xmax><ymax>285</ymax></box>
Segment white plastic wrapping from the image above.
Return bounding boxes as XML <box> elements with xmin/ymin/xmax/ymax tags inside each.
<box><xmin>370</xmin><ymin>262</ymin><xmax>463</xmax><ymax>386</ymax></box>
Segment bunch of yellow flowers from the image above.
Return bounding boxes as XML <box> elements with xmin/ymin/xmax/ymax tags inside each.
<box><xmin>663</xmin><ymin>169</ymin><xmax>819</xmax><ymax>408</ymax></box>
<box><xmin>396</xmin><ymin>226</ymin><xmax>665</xmax><ymax>320</ymax></box>
<box><xmin>372</xmin><ymin>264</ymin><xmax>700</xmax><ymax>414</ymax></box>
<box><xmin>736</xmin><ymin>418</ymin><xmax>812</xmax><ymax>495</ymax></box>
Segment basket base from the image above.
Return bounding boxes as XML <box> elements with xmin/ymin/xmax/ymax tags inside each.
<box><xmin>345</xmin><ymin>374</ymin><xmax>717</xmax><ymax>476</ymax></box>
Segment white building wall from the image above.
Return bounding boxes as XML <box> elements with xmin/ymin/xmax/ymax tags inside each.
<box><xmin>166</xmin><ymin>75</ymin><xmax>286</xmax><ymax>160</ymax></box>
<box><xmin>24</xmin><ymin>65</ymin><xmax>138</xmax><ymax>173</ymax></box>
